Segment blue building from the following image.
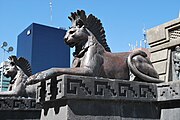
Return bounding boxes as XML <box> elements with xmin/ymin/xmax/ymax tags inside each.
<box><xmin>17</xmin><ymin>23</ymin><xmax>70</xmax><ymax>74</ymax></box>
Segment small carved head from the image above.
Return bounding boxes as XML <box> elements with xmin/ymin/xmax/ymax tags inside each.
<box><xmin>3</xmin><ymin>56</ymin><xmax>32</xmax><ymax>79</ymax></box>
<box><xmin>3</xmin><ymin>61</ymin><xmax>18</xmax><ymax>78</ymax></box>
<box><xmin>175</xmin><ymin>46</ymin><xmax>180</xmax><ymax>52</ymax></box>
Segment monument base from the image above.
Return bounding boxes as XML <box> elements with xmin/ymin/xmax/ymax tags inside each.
<box><xmin>37</xmin><ymin>75</ymin><xmax>163</xmax><ymax>120</ymax></box>
<box><xmin>36</xmin><ymin>75</ymin><xmax>180</xmax><ymax>120</ymax></box>
<box><xmin>41</xmin><ymin>99</ymin><xmax>160</xmax><ymax>120</ymax></box>
<box><xmin>0</xmin><ymin>97</ymin><xmax>41</xmax><ymax>120</ymax></box>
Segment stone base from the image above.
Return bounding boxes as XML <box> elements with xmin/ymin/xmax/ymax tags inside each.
<box><xmin>36</xmin><ymin>75</ymin><xmax>180</xmax><ymax>120</ymax></box>
<box><xmin>36</xmin><ymin>75</ymin><xmax>161</xmax><ymax>120</ymax></box>
<box><xmin>0</xmin><ymin>97</ymin><xmax>41</xmax><ymax>120</ymax></box>
<box><xmin>159</xmin><ymin>101</ymin><xmax>180</xmax><ymax>120</ymax></box>
<box><xmin>0</xmin><ymin>110</ymin><xmax>40</xmax><ymax>120</ymax></box>
<box><xmin>41</xmin><ymin>99</ymin><xmax>160</xmax><ymax>120</ymax></box>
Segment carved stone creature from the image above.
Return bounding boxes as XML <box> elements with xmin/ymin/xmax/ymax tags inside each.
<box><xmin>0</xmin><ymin>56</ymin><xmax>36</xmax><ymax>98</ymax></box>
<box><xmin>26</xmin><ymin>10</ymin><xmax>163</xmax><ymax>85</ymax></box>
<box><xmin>173</xmin><ymin>46</ymin><xmax>180</xmax><ymax>80</ymax></box>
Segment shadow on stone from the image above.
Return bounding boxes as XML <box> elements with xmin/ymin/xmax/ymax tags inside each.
<box><xmin>43</xmin><ymin>100</ymin><xmax>66</xmax><ymax>116</ymax></box>
<box><xmin>67</xmin><ymin>100</ymin><xmax>160</xmax><ymax>119</ymax></box>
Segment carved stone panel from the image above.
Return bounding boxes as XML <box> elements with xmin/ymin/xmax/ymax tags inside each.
<box><xmin>36</xmin><ymin>75</ymin><xmax>158</xmax><ymax>103</ymax></box>
<box><xmin>0</xmin><ymin>97</ymin><xmax>41</xmax><ymax>110</ymax></box>
<box><xmin>147</xmin><ymin>18</ymin><xmax>180</xmax><ymax>82</ymax></box>
<box><xmin>157</xmin><ymin>81</ymin><xmax>180</xmax><ymax>101</ymax></box>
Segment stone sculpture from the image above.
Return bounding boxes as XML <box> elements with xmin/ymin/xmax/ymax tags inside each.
<box><xmin>173</xmin><ymin>46</ymin><xmax>180</xmax><ymax>80</ymax></box>
<box><xmin>26</xmin><ymin>10</ymin><xmax>163</xmax><ymax>85</ymax></box>
<box><xmin>0</xmin><ymin>56</ymin><xmax>36</xmax><ymax>98</ymax></box>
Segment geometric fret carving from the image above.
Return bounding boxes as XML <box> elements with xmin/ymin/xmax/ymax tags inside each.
<box><xmin>37</xmin><ymin>75</ymin><xmax>158</xmax><ymax>103</ymax></box>
<box><xmin>0</xmin><ymin>98</ymin><xmax>41</xmax><ymax>110</ymax></box>
<box><xmin>94</xmin><ymin>81</ymin><xmax>116</xmax><ymax>96</ymax></box>
<box><xmin>139</xmin><ymin>85</ymin><xmax>156</xmax><ymax>98</ymax></box>
<box><xmin>67</xmin><ymin>79</ymin><xmax>91</xmax><ymax>95</ymax></box>
<box><xmin>118</xmin><ymin>83</ymin><xmax>137</xmax><ymax>97</ymax></box>
<box><xmin>157</xmin><ymin>82</ymin><xmax>180</xmax><ymax>101</ymax></box>
<box><xmin>56</xmin><ymin>78</ymin><xmax>62</xmax><ymax>99</ymax></box>
<box><xmin>45</xmin><ymin>77</ymin><xmax>58</xmax><ymax>101</ymax></box>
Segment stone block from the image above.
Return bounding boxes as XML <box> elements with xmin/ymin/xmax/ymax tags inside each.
<box><xmin>149</xmin><ymin>38</ymin><xmax>180</xmax><ymax>52</ymax></box>
<box><xmin>159</xmin><ymin>75</ymin><xmax>166</xmax><ymax>81</ymax></box>
<box><xmin>37</xmin><ymin>75</ymin><xmax>160</xmax><ymax>120</ymax></box>
<box><xmin>153</xmin><ymin>61</ymin><xmax>167</xmax><ymax>75</ymax></box>
<box><xmin>35</xmin><ymin>75</ymin><xmax>180</xmax><ymax>120</ymax></box>
<box><xmin>160</xmin><ymin>108</ymin><xmax>180</xmax><ymax>120</ymax></box>
<box><xmin>147</xmin><ymin>18</ymin><xmax>180</xmax><ymax>46</ymax></box>
<box><xmin>36</xmin><ymin>75</ymin><xmax>158</xmax><ymax>103</ymax></box>
<box><xmin>0</xmin><ymin>97</ymin><xmax>41</xmax><ymax>120</ymax></box>
<box><xmin>150</xmin><ymin>49</ymin><xmax>168</xmax><ymax>63</ymax></box>
<box><xmin>147</xmin><ymin>25</ymin><xmax>167</xmax><ymax>45</ymax></box>
<box><xmin>40</xmin><ymin>99</ymin><xmax>159</xmax><ymax>120</ymax></box>
<box><xmin>157</xmin><ymin>81</ymin><xmax>180</xmax><ymax>101</ymax></box>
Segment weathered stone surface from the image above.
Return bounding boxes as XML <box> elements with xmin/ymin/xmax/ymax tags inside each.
<box><xmin>37</xmin><ymin>75</ymin><xmax>180</xmax><ymax>120</ymax></box>
<box><xmin>157</xmin><ymin>80</ymin><xmax>180</xmax><ymax>120</ymax></box>
<box><xmin>157</xmin><ymin>81</ymin><xmax>180</xmax><ymax>101</ymax></box>
<box><xmin>147</xmin><ymin>25</ymin><xmax>167</xmax><ymax>45</ymax></box>
<box><xmin>0</xmin><ymin>97</ymin><xmax>41</xmax><ymax>110</ymax></box>
<box><xmin>149</xmin><ymin>38</ymin><xmax>180</xmax><ymax>52</ymax></box>
<box><xmin>41</xmin><ymin>99</ymin><xmax>160</xmax><ymax>120</ymax></box>
<box><xmin>0</xmin><ymin>97</ymin><xmax>41</xmax><ymax>119</ymax></box>
<box><xmin>147</xmin><ymin>18</ymin><xmax>180</xmax><ymax>82</ymax></box>
<box><xmin>37</xmin><ymin>75</ymin><xmax>160</xmax><ymax>120</ymax></box>
<box><xmin>159</xmin><ymin>101</ymin><xmax>180</xmax><ymax>120</ymax></box>
<box><xmin>150</xmin><ymin>49</ymin><xmax>168</xmax><ymax>62</ymax></box>
<box><xmin>159</xmin><ymin>75</ymin><xmax>166</xmax><ymax>82</ymax></box>
<box><xmin>36</xmin><ymin>75</ymin><xmax>157</xmax><ymax>103</ymax></box>
<box><xmin>153</xmin><ymin>61</ymin><xmax>167</xmax><ymax>75</ymax></box>
<box><xmin>147</xmin><ymin>18</ymin><xmax>180</xmax><ymax>46</ymax></box>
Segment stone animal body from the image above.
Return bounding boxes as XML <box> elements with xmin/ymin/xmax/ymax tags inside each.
<box><xmin>27</xmin><ymin>10</ymin><xmax>163</xmax><ymax>85</ymax></box>
<box><xmin>0</xmin><ymin>56</ymin><xmax>36</xmax><ymax>98</ymax></box>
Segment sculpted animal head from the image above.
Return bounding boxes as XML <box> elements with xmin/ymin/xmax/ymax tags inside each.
<box><xmin>64</xmin><ymin>19</ymin><xmax>89</xmax><ymax>48</ymax></box>
<box><xmin>3</xmin><ymin>61</ymin><xmax>18</xmax><ymax>79</ymax></box>
<box><xmin>3</xmin><ymin>56</ymin><xmax>32</xmax><ymax>79</ymax></box>
<box><xmin>64</xmin><ymin>10</ymin><xmax>111</xmax><ymax>52</ymax></box>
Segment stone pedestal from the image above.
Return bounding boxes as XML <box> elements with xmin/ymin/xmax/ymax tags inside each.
<box><xmin>157</xmin><ymin>81</ymin><xmax>180</xmax><ymax>120</ymax></box>
<box><xmin>0</xmin><ymin>97</ymin><xmax>41</xmax><ymax>120</ymax></box>
<box><xmin>41</xmin><ymin>99</ymin><xmax>160</xmax><ymax>120</ymax></box>
<box><xmin>37</xmin><ymin>75</ymin><xmax>180</xmax><ymax>120</ymax></box>
<box><xmin>37</xmin><ymin>75</ymin><xmax>162</xmax><ymax>120</ymax></box>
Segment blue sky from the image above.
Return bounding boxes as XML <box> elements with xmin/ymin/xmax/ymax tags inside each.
<box><xmin>0</xmin><ymin>0</ymin><xmax>180</xmax><ymax>63</ymax></box>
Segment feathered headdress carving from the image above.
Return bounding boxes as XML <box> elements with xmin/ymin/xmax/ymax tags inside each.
<box><xmin>68</xmin><ymin>10</ymin><xmax>111</xmax><ymax>52</ymax></box>
<box><xmin>8</xmin><ymin>56</ymin><xmax>32</xmax><ymax>77</ymax></box>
